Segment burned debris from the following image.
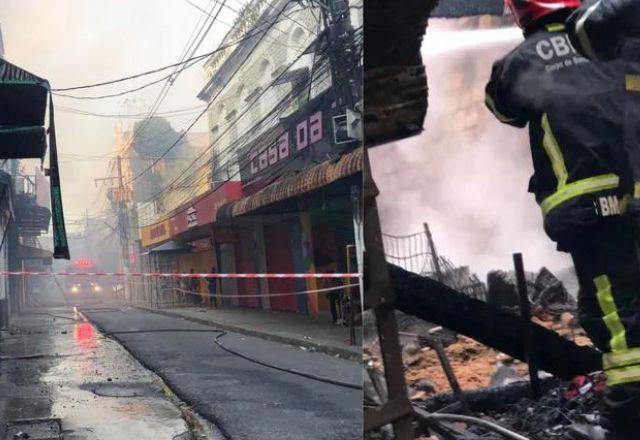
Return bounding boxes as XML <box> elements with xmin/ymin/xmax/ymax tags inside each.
<box><xmin>486</xmin><ymin>267</ymin><xmax>574</xmax><ymax>313</ymax></box>
<box><xmin>365</xmin><ymin>233</ymin><xmax>600</xmax><ymax>440</ymax></box>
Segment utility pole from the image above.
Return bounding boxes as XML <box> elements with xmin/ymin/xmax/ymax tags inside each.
<box><xmin>95</xmin><ymin>156</ymin><xmax>131</xmax><ymax>301</ymax></box>
<box><xmin>116</xmin><ymin>156</ymin><xmax>131</xmax><ymax>301</ymax></box>
<box><xmin>320</xmin><ymin>0</ymin><xmax>360</xmax><ymax>110</ymax></box>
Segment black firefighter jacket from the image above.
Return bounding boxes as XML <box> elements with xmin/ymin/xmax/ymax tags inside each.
<box><xmin>485</xmin><ymin>23</ymin><xmax>628</xmax><ymax>249</ymax></box>
<box><xmin>566</xmin><ymin>0</ymin><xmax>640</xmax><ymax>197</ymax></box>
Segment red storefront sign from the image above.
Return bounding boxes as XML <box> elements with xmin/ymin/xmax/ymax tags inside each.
<box><xmin>170</xmin><ymin>181</ymin><xmax>242</xmax><ymax>236</ymax></box>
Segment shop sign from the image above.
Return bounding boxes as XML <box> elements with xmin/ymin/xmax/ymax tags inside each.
<box><xmin>240</xmin><ymin>90</ymin><xmax>357</xmax><ymax>192</ymax></box>
<box><xmin>170</xmin><ymin>181</ymin><xmax>243</xmax><ymax>236</ymax></box>
<box><xmin>186</xmin><ymin>206</ymin><xmax>198</xmax><ymax>229</ymax></box>
<box><xmin>141</xmin><ymin>220</ymin><xmax>171</xmax><ymax>248</ymax></box>
<box><xmin>188</xmin><ymin>238</ymin><xmax>212</xmax><ymax>251</ymax></box>
<box><xmin>249</xmin><ymin>111</ymin><xmax>323</xmax><ymax>177</ymax></box>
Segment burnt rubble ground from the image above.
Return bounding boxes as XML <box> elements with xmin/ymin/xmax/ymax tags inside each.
<box><xmin>365</xmin><ymin>267</ymin><xmax>605</xmax><ymax>439</ymax></box>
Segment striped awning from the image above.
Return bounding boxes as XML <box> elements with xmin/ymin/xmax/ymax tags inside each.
<box><xmin>218</xmin><ymin>148</ymin><xmax>362</xmax><ymax>219</ymax></box>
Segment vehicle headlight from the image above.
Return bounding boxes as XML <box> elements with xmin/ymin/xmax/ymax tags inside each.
<box><xmin>94</xmin><ymin>285</ymin><xmax>101</xmax><ymax>292</ymax></box>
<box><xmin>71</xmin><ymin>286</ymin><xmax>79</xmax><ymax>293</ymax></box>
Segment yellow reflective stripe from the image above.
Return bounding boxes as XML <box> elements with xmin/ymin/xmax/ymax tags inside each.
<box><xmin>634</xmin><ymin>182</ymin><xmax>640</xmax><ymax>199</ymax></box>
<box><xmin>485</xmin><ymin>94</ymin><xmax>519</xmax><ymax>124</ymax></box>
<box><xmin>606</xmin><ymin>364</ymin><xmax>640</xmax><ymax>386</ymax></box>
<box><xmin>541</xmin><ymin>113</ymin><xmax>568</xmax><ymax>189</ymax></box>
<box><xmin>604</xmin><ymin>347</ymin><xmax>640</xmax><ymax>370</ymax></box>
<box><xmin>541</xmin><ymin>174</ymin><xmax>619</xmax><ymax>215</ymax></box>
<box><xmin>594</xmin><ymin>275</ymin><xmax>628</xmax><ymax>353</ymax></box>
<box><xmin>545</xmin><ymin>23</ymin><xmax>565</xmax><ymax>32</ymax></box>
<box><xmin>626</xmin><ymin>75</ymin><xmax>640</xmax><ymax>93</ymax></box>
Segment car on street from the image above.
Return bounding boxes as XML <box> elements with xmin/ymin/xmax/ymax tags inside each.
<box><xmin>69</xmin><ymin>279</ymin><xmax>102</xmax><ymax>296</ymax></box>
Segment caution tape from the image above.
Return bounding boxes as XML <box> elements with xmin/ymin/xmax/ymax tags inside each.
<box><xmin>4</xmin><ymin>271</ymin><xmax>359</xmax><ymax>279</ymax></box>
<box><xmin>172</xmin><ymin>283</ymin><xmax>359</xmax><ymax>298</ymax></box>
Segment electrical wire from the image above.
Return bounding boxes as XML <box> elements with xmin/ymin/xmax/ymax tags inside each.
<box><xmin>133</xmin><ymin>54</ymin><xmax>334</xmax><ymax>226</ymax></box>
<box><xmin>57</xmin><ymin>104</ymin><xmax>207</xmax><ymax>119</ymax></box>
<box><xmin>134</xmin><ymin>67</ymin><xmax>328</xmax><ymax>226</ymax></box>
<box><xmin>140</xmin><ymin>0</ymin><xmax>225</xmax><ymax>137</ymax></box>
<box><xmin>51</xmin><ymin>14</ymin><xmax>280</xmax><ymax>97</ymax></box>
<box><xmin>142</xmin><ymin>34</ymin><xmax>332</xmax><ymax>201</ymax></box>
<box><xmin>123</xmin><ymin>1</ymin><xmax>290</xmax><ymax>186</ymax></box>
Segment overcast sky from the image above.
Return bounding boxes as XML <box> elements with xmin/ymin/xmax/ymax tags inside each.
<box><xmin>1</xmin><ymin>0</ymin><xmax>241</xmax><ymax>230</ymax></box>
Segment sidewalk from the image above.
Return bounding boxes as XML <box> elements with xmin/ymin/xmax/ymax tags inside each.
<box><xmin>139</xmin><ymin>305</ymin><xmax>362</xmax><ymax>360</ymax></box>
<box><xmin>0</xmin><ymin>306</ymin><xmax>214</xmax><ymax>440</ymax></box>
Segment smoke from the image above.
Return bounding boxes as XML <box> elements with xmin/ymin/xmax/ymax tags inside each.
<box><xmin>0</xmin><ymin>0</ymin><xmax>228</xmax><ymax>228</ymax></box>
<box><xmin>370</xmin><ymin>19</ymin><xmax>573</xmax><ymax>278</ymax></box>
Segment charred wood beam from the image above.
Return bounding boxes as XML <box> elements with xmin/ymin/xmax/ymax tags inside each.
<box><xmin>363</xmin><ymin>0</ymin><xmax>438</xmax><ymax>147</ymax></box>
<box><xmin>363</xmin><ymin>0</ymin><xmax>509</xmax><ymax>148</ymax></box>
<box><xmin>389</xmin><ymin>265</ymin><xmax>602</xmax><ymax>379</ymax></box>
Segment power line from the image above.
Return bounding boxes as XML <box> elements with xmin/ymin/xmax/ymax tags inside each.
<box><xmin>111</xmin><ymin>0</ymin><xmax>224</xmax><ymax>188</ymax></box>
<box><xmin>135</xmin><ymin>45</ymin><xmax>334</xmax><ymax>226</ymax></box>
<box><xmin>51</xmin><ymin>15</ymin><xmax>276</xmax><ymax>95</ymax></box>
<box><xmin>123</xmin><ymin>0</ymin><xmax>288</xmax><ymax>186</ymax></box>
<box><xmin>141</xmin><ymin>23</ymin><xmax>361</xmax><ymax>215</ymax></box>
<box><xmin>52</xmin><ymin>56</ymin><xmax>204</xmax><ymax>100</ymax></box>
<box><xmin>141</xmin><ymin>41</ymin><xmax>333</xmax><ymax>208</ymax></box>
<box><xmin>57</xmin><ymin>104</ymin><xmax>207</xmax><ymax>119</ymax></box>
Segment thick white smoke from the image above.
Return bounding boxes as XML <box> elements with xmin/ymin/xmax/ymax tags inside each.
<box><xmin>370</xmin><ymin>19</ymin><xmax>574</xmax><ymax>279</ymax></box>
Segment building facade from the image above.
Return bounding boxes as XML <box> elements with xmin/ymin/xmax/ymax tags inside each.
<box><xmin>136</xmin><ymin>0</ymin><xmax>363</xmax><ymax>317</ymax></box>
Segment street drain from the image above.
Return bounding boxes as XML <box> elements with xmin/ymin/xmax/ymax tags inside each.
<box><xmin>81</xmin><ymin>382</ymin><xmax>158</xmax><ymax>398</ymax></box>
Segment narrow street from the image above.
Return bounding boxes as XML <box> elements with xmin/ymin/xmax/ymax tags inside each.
<box><xmin>2</xmin><ymin>288</ymin><xmax>362</xmax><ymax>440</ymax></box>
<box><xmin>79</xmin><ymin>301</ymin><xmax>362</xmax><ymax>440</ymax></box>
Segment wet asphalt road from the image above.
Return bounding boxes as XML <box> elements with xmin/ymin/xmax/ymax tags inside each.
<box><xmin>79</xmin><ymin>301</ymin><xmax>362</xmax><ymax>440</ymax></box>
<box><xmin>0</xmin><ymin>306</ymin><xmax>194</xmax><ymax>440</ymax></box>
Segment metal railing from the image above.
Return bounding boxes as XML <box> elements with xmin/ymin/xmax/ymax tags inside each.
<box><xmin>381</xmin><ymin>223</ymin><xmax>487</xmax><ymax>299</ymax></box>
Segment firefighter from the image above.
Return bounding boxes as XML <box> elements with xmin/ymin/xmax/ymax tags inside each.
<box><xmin>485</xmin><ymin>1</ymin><xmax>639</xmax><ymax>439</ymax></box>
<box><xmin>565</xmin><ymin>0</ymin><xmax>640</xmax><ymax>61</ymax></box>
<box><xmin>566</xmin><ymin>0</ymin><xmax>640</xmax><ymax>214</ymax></box>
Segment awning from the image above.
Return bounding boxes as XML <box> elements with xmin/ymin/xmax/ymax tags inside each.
<box><xmin>0</xmin><ymin>59</ymin><xmax>69</xmax><ymax>260</ymax></box>
<box><xmin>0</xmin><ymin>58</ymin><xmax>49</xmax><ymax>159</ymax></box>
<box><xmin>18</xmin><ymin>244</ymin><xmax>53</xmax><ymax>261</ymax></box>
<box><xmin>218</xmin><ymin>148</ymin><xmax>362</xmax><ymax>219</ymax></box>
<box><xmin>143</xmin><ymin>240</ymin><xmax>193</xmax><ymax>255</ymax></box>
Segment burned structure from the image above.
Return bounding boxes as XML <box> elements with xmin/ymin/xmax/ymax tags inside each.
<box><xmin>363</xmin><ymin>0</ymin><xmax>603</xmax><ymax>439</ymax></box>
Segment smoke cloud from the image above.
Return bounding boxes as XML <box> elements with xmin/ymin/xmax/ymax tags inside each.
<box><xmin>370</xmin><ymin>19</ymin><xmax>573</xmax><ymax>278</ymax></box>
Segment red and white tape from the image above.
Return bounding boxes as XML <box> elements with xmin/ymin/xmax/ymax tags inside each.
<box><xmin>172</xmin><ymin>283</ymin><xmax>359</xmax><ymax>298</ymax></box>
<box><xmin>0</xmin><ymin>271</ymin><xmax>359</xmax><ymax>279</ymax></box>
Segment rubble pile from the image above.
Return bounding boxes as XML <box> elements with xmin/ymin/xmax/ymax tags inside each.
<box><xmin>404</xmin><ymin>336</ymin><xmax>530</xmax><ymax>399</ymax></box>
<box><xmin>486</xmin><ymin>266</ymin><xmax>575</xmax><ymax>314</ymax></box>
<box><xmin>366</xmin><ymin>263</ymin><xmax>601</xmax><ymax>439</ymax></box>
<box><xmin>402</xmin><ymin>308</ymin><xmax>588</xmax><ymax>400</ymax></box>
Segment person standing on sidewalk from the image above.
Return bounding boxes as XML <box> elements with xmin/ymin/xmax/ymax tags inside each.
<box><xmin>188</xmin><ymin>268</ymin><xmax>199</xmax><ymax>305</ymax></box>
<box><xmin>324</xmin><ymin>269</ymin><xmax>343</xmax><ymax>325</ymax></box>
<box><xmin>208</xmin><ymin>267</ymin><xmax>218</xmax><ymax>308</ymax></box>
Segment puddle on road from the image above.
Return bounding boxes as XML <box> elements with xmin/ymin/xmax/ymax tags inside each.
<box><xmin>40</xmin><ymin>319</ymin><xmax>191</xmax><ymax>440</ymax></box>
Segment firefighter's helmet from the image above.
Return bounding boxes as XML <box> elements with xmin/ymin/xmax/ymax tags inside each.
<box><xmin>505</xmin><ymin>0</ymin><xmax>581</xmax><ymax>30</ymax></box>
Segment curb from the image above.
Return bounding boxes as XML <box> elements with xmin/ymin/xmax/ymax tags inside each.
<box><xmin>135</xmin><ymin>306</ymin><xmax>361</xmax><ymax>362</ymax></box>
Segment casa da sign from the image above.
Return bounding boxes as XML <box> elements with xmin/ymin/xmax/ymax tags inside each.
<box><xmin>249</xmin><ymin>110</ymin><xmax>323</xmax><ymax>176</ymax></box>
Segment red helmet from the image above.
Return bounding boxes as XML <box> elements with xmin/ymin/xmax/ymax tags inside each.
<box><xmin>505</xmin><ymin>0</ymin><xmax>581</xmax><ymax>30</ymax></box>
